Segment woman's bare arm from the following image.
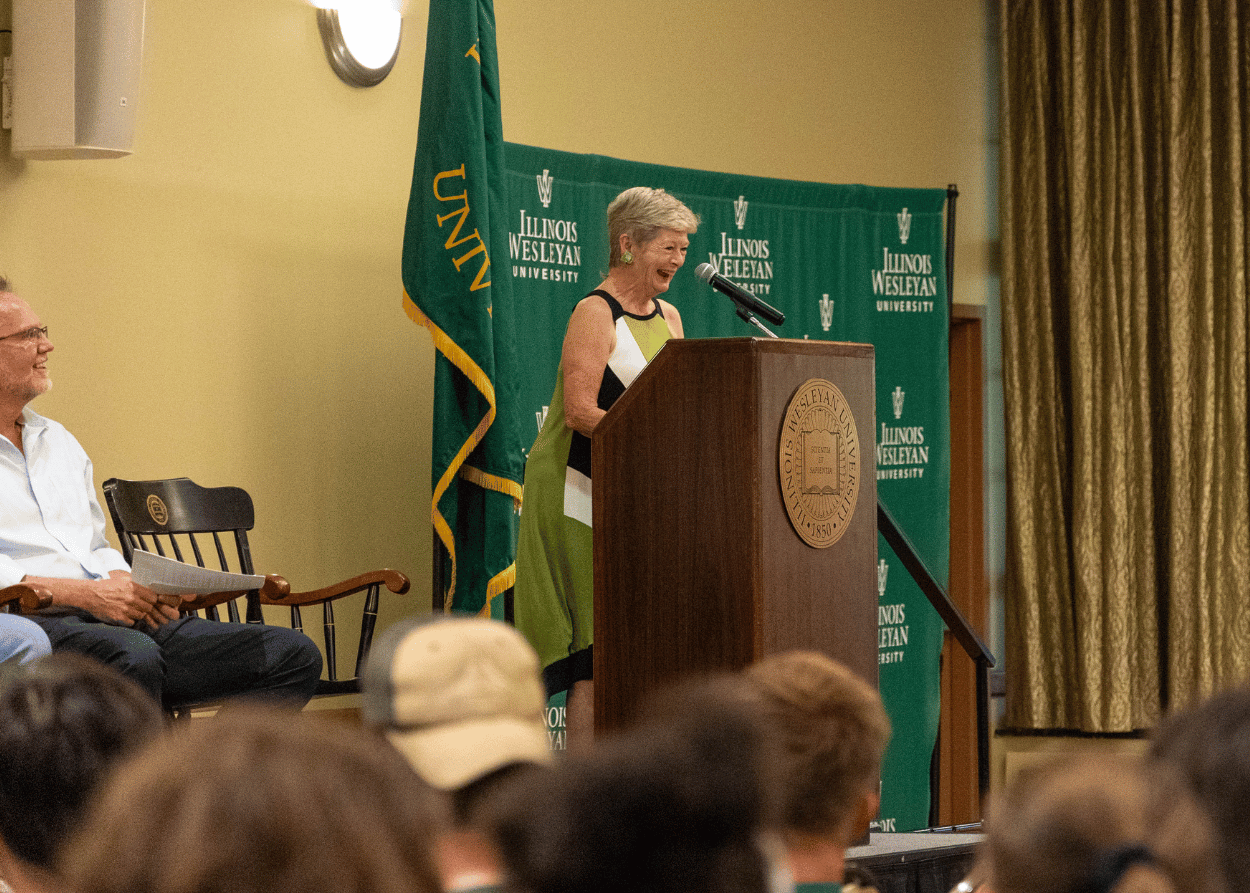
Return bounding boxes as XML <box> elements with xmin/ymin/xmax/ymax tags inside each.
<box><xmin>561</xmin><ymin>297</ymin><xmax>617</xmax><ymax>437</ymax></box>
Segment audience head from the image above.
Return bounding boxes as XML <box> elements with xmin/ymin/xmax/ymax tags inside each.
<box><xmin>491</xmin><ymin>678</ymin><xmax>775</xmax><ymax>893</ymax></box>
<box><xmin>0</xmin><ymin>653</ymin><xmax>164</xmax><ymax>873</ymax></box>
<box><xmin>979</xmin><ymin>753</ymin><xmax>1223</xmax><ymax>893</ymax></box>
<box><xmin>741</xmin><ymin>650</ymin><xmax>890</xmax><ymax>845</ymax></box>
<box><xmin>60</xmin><ymin>708</ymin><xmax>443</xmax><ymax>893</ymax></box>
<box><xmin>361</xmin><ymin>615</ymin><xmax>553</xmax><ymax>823</ymax></box>
<box><xmin>1149</xmin><ymin>683</ymin><xmax>1250</xmax><ymax>893</ymax></box>
<box><xmin>606</xmin><ymin>186</ymin><xmax>700</xmax><ymax>267</ymax></box>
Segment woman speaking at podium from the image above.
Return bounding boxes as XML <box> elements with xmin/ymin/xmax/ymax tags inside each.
<box><xmin>514</xmin><ymin>186</ymin><xmax>699</xmax><ymax>750</ymax></box>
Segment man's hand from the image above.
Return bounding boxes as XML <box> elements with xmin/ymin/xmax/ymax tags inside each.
<box><xmin>24</xmin><ymin>571</ymin><xmax>183</xmax><ymax>629</ymax></box>
<box><xmin>102</xmin><ymin>571</ymin><xmax>183</xmax><ymax>629</ymax></box>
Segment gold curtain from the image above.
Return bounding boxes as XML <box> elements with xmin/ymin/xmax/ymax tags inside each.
<box><xmin>1000</xmin><ymin>0</ymin><xmax>1250</xmax><ymax>732</ymax></box>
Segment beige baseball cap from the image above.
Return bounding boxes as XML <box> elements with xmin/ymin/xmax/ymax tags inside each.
<box><xmin>361</xmin><ymin>616</ymin><xmax>553</xmax><ymax>790</ymax></box>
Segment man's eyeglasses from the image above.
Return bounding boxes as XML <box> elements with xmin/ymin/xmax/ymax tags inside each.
<box><xmin>0</xmin><ymin>326</ymin><xmax>49</xmax><ymax>344</ymax></box>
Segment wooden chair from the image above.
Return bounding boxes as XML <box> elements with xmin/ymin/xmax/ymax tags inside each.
<box><xmin>0</xmin><ymin>584</ymin><xmax>52</xmax><ymax>614</ymax></box>
<box><xmin>101</xmin><ymin>477</ymin><xmax>410</xmax><ymax>698</ymax></box>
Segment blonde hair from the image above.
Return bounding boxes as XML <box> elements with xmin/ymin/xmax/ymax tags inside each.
<box><xmin>742</xmin><ymin>651</ymin><xmax>890</xmax><ymax>838</ymax></box>
<box><xmin>982</xmin><ymin>754</ymin><xmax>1225</xmax><ymax>893</ymax></box>
<box><xmin>607</xmin><ymin>186</ymin><xmax>699</xmax><ymax>267</ymax></box>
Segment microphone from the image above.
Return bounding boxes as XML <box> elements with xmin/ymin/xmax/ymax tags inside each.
<box><xmin>694</xmin><ymin>263</ymin><xmax>785</xmax><ymax>326</ymax></box>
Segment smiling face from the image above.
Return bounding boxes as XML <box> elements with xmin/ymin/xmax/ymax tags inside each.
<box><xmin>0</xmin><ymin>293</ymin><xmax>54</xmax><ymax>407</ymax></box>
<box><xmin>625</xmin><ymin>227</ymin><xmax>691</xmax><ymax>299</ymax></box>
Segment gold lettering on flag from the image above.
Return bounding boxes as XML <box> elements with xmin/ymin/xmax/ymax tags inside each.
<box><xmin>432</xmin><ymin>165</ymin><xmax>492</xmax><ymax>291</ymax></box>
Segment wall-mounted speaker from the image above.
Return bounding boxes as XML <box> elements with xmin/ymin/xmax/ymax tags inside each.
<box><xmin>10</xmin><ymin>0</ymin><xmax>146</xmax><ymax>160</ymax></box>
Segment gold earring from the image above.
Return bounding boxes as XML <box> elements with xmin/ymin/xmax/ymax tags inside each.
<box><xmin>622</xmin><ymin>250</ymin><xmax>634</xmax><ymax>264</ymax></box>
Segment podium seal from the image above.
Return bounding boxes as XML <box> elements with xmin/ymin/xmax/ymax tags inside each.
<box><xmin>778</xmin><ymin>378</ymin><xmax>861</xmax><ymax>549</ymax></box>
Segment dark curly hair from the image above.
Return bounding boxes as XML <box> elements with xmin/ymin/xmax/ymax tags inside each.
<box><xmin>0</xmin><ymin>654</ymin><xmax>165</xmax><ymax>869</ymax></box>
<box><xmin>492</xmin><ymin>681</ymin><xmax>773</xmax><ymax>893</ymax></box>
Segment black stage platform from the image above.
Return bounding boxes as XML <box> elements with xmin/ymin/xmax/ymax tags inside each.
<box><xmin>846</xmin><ymin>832</ymin><xmax>982</xmax><ymax>893</ymax></box>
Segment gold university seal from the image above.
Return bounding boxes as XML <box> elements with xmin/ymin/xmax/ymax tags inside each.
<box><xmin>778</xmin><ymin>378</ymin><xmax>860</xmax><ymax>549</ymax></box>
<box><xmin>146</xmin><ymin>494</ymin><xmax>169</xmax><ymax>526</ymax></box>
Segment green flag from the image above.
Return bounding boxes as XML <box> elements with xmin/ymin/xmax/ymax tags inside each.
<box><xmin>401</xmin><ymin>0</ymin><xmax>522</xmax><ymax>616</ymax></box>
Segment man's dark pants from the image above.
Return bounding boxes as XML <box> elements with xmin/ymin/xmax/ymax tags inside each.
<box><xmin>31</xmin><ymin>612</ymin><xmax>323</xmax><ymax>708</ymax></box>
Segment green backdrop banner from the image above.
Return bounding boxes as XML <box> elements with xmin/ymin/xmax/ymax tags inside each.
<box><xmin>504</xmin><ymin>142</ymin><xmax>949</xmax><ymax>831</ymax></box>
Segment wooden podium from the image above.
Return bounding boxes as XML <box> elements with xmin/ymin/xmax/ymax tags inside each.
<box><xmin>592</xmin><ymin>337</ymin><xmax>878</xmax><ymax>731</ymax></box>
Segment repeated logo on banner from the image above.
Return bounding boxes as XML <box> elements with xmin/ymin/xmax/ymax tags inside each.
<box><xmin>503</xmin><ymin>143</ymin><xmax>949</xmax><ymax>831</ymax></box>
<box><xmin>879</xmin><ymin>386</ymin><xmax>931</xmax><ymax>481</ymax></box>
<box><xmin>707</xmin><ymin>198</ymin><xmax>774</xmax><ymax>297</ymax></box>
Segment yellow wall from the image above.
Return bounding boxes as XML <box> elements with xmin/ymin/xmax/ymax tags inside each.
<box><xmin>0</xmin><ymin>0</ymin><xmax>994</xmax><ymax>657</ymax></box>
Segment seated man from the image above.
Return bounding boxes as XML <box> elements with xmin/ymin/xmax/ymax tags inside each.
<box><xmin>0</xmin><ymin>278</ymin><xmax>321</xmax><ymax>708</ymax></box>
<box><xmin>739</xmin><ymin>650</ymin><xmax>891</xmax><ymax>893</ymax></box>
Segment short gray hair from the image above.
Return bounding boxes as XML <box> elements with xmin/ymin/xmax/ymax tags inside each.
<box><xmin>607</xmin><ymin>187</ymin><xmax>699</xmax><ymax>268</ymax></box>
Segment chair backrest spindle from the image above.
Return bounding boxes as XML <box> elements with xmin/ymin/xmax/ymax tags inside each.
<box><xmin>210</xmin><ymin>532</ymin><xmax>229</xmax><ymax>573</ymax></box>
<box><xmin>355</xmin><ymin>584</ymin><xmax>381</xmax><ymax>678</ymax></box>
<box><xmin>323</xmin><ymin>602</ymin><xmax>337</xmax><ymax>683</ymax></box>
<box><xmin>188</xmin><ymin>534</ymin><xmax>206</xmax><ymax>569</ymax></box>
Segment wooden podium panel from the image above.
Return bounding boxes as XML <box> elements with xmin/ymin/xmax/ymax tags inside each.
<box><xmin>592</xmin><ymin>337</ymin><xmax>877</xmax><ymax>731</ymax></box>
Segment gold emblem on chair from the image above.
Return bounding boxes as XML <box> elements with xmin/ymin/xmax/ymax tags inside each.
<box><xmin>146</xmin><ymin>495</ymin><xmax>169</xmax><ymax>526</ymax></box>
<box><xmin>778</xmin><ymin>378</ymin><xmax>860</xmax><ymax>549</ymax></box>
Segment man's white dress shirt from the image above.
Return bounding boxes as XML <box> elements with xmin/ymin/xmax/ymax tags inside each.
<box><xmin>0</xmin><ymin>408</ymin><xmax>129</xmax><ymax>594</ymax></box>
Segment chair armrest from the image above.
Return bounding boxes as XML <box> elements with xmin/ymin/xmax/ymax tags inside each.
<box><xmin>0</xmin><ymin>583</ymin><xmax>53</xmax><ymax>613</ymax></box>
<box><xmin>178</xmin><ymin>590</ymin><xmax>250</xmax><ymax>613</ymax></box>
<box><xmin>177</xmin><ymin>576</ymin><xmax>291</xmax><ymax>614</ymax></box>
<box><xmin>259</xmin><ymin>569</ymin><xmax>410</xmax><ymax>608</ymax></box>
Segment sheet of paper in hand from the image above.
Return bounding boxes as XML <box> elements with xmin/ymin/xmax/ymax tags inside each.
<box><xmin>129</xmin><ymin>549</ymin><xmax>265</xmax><ymax>596</ymax></box>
